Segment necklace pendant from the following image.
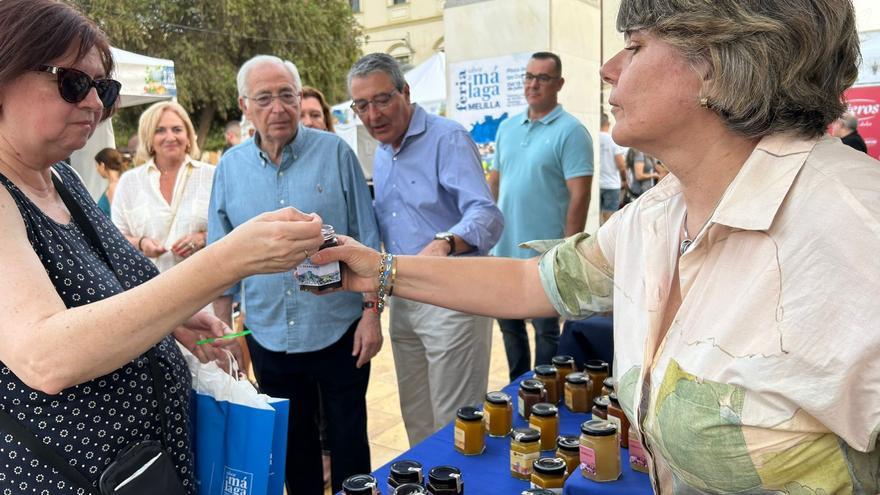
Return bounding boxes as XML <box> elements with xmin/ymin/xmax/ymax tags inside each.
<box><xmin>679</xmin><ymin>239</ymin><xmax>693</xmax><ymax>256</ymax></box>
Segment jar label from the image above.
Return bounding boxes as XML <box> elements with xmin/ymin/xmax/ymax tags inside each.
<box><xmin>530</xmin><ymin>482</ymin><xmax>563</xmax><ymax>494</ymax></box>
<box><xmin>510</xmin><ymin>449</ymin><xmax>539</xmax><ymax>476</ymax></box>
<box><xmin>629</xmin><ymin>433</ymin><xmax>648</xmax><ymax>470</ymax></box>
<box><xmin>564</xmin><ymin>387</ymin><xmax>573</xmax><ymax>409</ymax></box>
<box><xmin>454</xmin><ymin>425</ymin><xmax>465</xmax><ymax>451</ymax></box>
<box><xmin>484</xmin><ymin>411</ymin><xmax>491</xmax><ymax>430</ymax></box>
<box><xmin>580</xmin><ymin>444</ymin><xmax>597</xmax><ymax>476</ymax></box>
<box><xmin>294</xmin><ymin>259</ymin><xmax>341</xmax><ymax>288</ymax></box>
<box><xmin>518</xmin><ymin>396</ymin><xmax>525</xmax><ymax>418</ymax></box>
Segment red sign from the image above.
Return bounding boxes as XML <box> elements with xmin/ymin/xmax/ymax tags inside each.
<box><xmin>843</xmin><ymin>85</ymin><xmax>880</xmax><ymax>159</ymax></box>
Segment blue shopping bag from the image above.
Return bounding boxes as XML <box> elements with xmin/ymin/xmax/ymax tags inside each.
<box><xmin>265</xmin><ymin>398</ymin><xmax>289</xmax><ymax>495</ymax></box>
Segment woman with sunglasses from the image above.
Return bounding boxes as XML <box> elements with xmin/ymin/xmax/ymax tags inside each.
<box><xmin>0</xmin><ymin>1</ymin><xmax>324</xmax><ymax>493</ymax></box>
<box><xmin>112</xmin><ymin>101</ymin><xmax>214</xmax><ymax>272</ymax></box>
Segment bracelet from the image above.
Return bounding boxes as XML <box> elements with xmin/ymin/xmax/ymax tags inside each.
<box><xmin>362</xmin><ymin>301</ymin><xmax>377</xmax><ymax>313</ymax></box>
<box><xmin>137</xmin><ymin>236</ymin><xmax>146</xmax><ymax>251</ymax></box>
<box><xmin>376</xmin><ymin>253</ymin><xmax>395</xmax><ymax>314</ymax></box>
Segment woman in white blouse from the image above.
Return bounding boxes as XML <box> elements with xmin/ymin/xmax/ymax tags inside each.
<box><xmin>112</xmin><ymin>101</ymin><xmax>214</xmax><ymax>272</ymax></box>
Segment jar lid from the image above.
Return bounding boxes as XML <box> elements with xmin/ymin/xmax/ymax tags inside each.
<box><xmin>520</xmin><ymin>379</ymin><xmax>545</xmax><ymax>392</ymax></box>
<box><xmin>534</xmin><ymin>364</ymin><xmax>558</xmax><ymax>377</ymax></box>
<box><xmin>556</xmin><ymin>434</ymin><xmax>580</xmax><ymax>451</ymax></box>
<box><xmin>390</xmin><ymin>460</ymin><xmax>423</xmax><ymax>483</ymax></box>
<box><xmin>551</xmin><ymin>355</ymin><xmax>575</xmax><ymax>366</ymax></box>
<box><xmin>603</xmin><ymin>377</ymin><xmax>615</xmax><ymax>390</ymax></box>
<box><xmin>456</xmin><ymin>406</ymin><xmax>483</xmax><ymax>421</ymax></box>
<box><xmin>584</xmin><ymin>359</ymin><xmax>609</xmax><ymax>373</ymax></box>
<box><xmin>485</xmin><ymin>391</ymin><xmax>512</xmax><ymax>405</ymax></box>
<box><xmin>581</xmin><ymin>419</ymin><xmax>618</xmax><ymax>436</ymax></box>
<box><xmin>521</xmin><ymin>490</ymin><xmax>556</xmax><ymax>495</ymax></box>
<box><xmin>565</xmin><ymin>372</ymin><xmax>588</xmax><ymax>384</ymax></box>
<box><xmin>532</xmin><ymin>457</ymin><xmax>567</xmax><ymax>475</ymax></box>
<box><xmin>394</xmin><ymin>484</ymin><xmax>429</xmax><ymax>495</ymax></box>
<box><xmin>530</xmin><ymin>402</ymin><xmax>558</xmax><ymax>417</ymax></box>
<box><xmin>593</xmin><ymin>395</ymin><xmax>610</xmax><ymax>409</ymax></box>
<box><xmin>427</xmin><ymin>465</ymin><xmax>462</xmax><ymax>489</ymax></box>
<box><xmin>342</xmin><ymin>474</ymin><xmax>377</xmax><ymax>493</ymax></box>
<box><xmin>510</xmin><ymin>427</ymin><xmax>540</xmax><ymax>443</ymax></box>
<box><xmin>608</xmin><ymin>392</ymin><xmax>620</xmax><ymax>405</ymax></box>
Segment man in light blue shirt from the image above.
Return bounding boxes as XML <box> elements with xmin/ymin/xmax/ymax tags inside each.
<box><xmin>489</xmin><ymin>52</ymin><xmax>594</xmax><ymax>381</ymax></box>
<box><xmin>348</xmin><ymin>53</ymin><xmax>503</xmax><ymax>446</ymax></box>
<box><xmin>208</xmin><ymin>55</ymin><xmax>380</xmax><ymax>495</ymax></box>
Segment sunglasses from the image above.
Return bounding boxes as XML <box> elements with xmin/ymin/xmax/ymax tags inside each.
<box><xmin>34</xmin><ymin>65</ymin><xmax>121</xmax><ymax>108</ymax></box>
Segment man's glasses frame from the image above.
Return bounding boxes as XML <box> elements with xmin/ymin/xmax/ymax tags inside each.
<box><xmin>523</xmin><ymin>73</ymin><xmax>561</xmax><ymax>85</ymax></box>
<box><xmin>34</xmin><ymin>65</ymin><xmax>121</xmax><ymax>108</ymax></box>
<box><xmin>350</xmin><ymin>90</ymin><xmax>399</xmax><ymax>115</ymax></box>
<box><xmin>244</xmin><ymin>91</ymin><xmax>300</xmax><ymax>108</ymax></box>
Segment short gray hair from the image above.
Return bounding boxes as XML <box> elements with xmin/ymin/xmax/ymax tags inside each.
<box><xmin>236</xmin><ymin>55</ymin><xmax>302</xmax><ymax>98</ymax></box>
<box><xmin>347</xmin><ymin>53</ymin><xmax>406</xmax><ymax>94</ymax></box>
<box><xmin>840</xmin><ymin>113</ymin><xmax>859</xmax><ymax>131</ymax></box>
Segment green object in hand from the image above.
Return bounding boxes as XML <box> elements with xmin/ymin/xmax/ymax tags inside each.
<box><xmin>196</xmin><ymin>329</ymin><xmax>252</xmax><ymax>345</ymax></box>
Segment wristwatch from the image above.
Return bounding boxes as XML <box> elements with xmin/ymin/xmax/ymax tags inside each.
<box><xmin>434</xmin><ymin>231</ymin><xmax>455</xmax><ymax>255</ymax></box>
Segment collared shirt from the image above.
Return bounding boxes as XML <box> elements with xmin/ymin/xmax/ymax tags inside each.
<box><xmin>207</xmin><ymin>127</ymin><xmax>380</xmax><ymax>353</ymax></box>
<box><xmin>373</xmin><ymin>104</ymin><xmax>503</xmax><ymax>255</ymax></box>
<box><xmin>536</xmin><ymin>133</ymin><xmax>880</xmax><ymax>493</ymax></box>
<box><xmin>491</xmin><ymin>104</ymin><xmax>593</xmax><ymax>259</ymax></box>
<box><xmin>111</xmin><ymin>156</ymin><xmax>214</xmax><ymax>273</ymax></box>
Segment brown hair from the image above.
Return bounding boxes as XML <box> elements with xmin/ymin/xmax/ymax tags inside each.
<box><xmin>94</xmin><ymin>148</ymin><xmax>125</xmax><ymax>172</ymax></box>
<box><xmin>0</xmin><ymin>0</ymin><xmax>116</xmax><ymax>120</ymax></box>
<box><xmin>617</xmin><ymin>0</ymin><xmax>860</xmax><ymax>138</ymax></box>
<box><xmin>301</xmin><ymin>86</ymin><xmax>335</xmax><ymax>133</ymax></box>
<box><xmin>136</xmin><ymin>101</ymin><xmax>200</xmax><ymax>164</ymax></box>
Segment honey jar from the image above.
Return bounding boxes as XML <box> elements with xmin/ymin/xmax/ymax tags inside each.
<box><xmin>584</xmin><ymin>360</ymin><xmax>609</xmax><ymax>402</ymax></box>
<box><xmin>427</xmin><ymin>466</ymin><xmax>464</xmax><ymax>494</ymax></box>
<box><xmin>601</xmin><ymin>377</ymin><xmax>615</xmax><ymax>396</ymax></box>
<box><xmin>529</xmin><ymin>403</ymin><xmax>559</xmax><ymax>451</ymax></box>
<box><xmin>530</xmin><ymin>457</ymin><xmax>566</xmax><ymax>492</ymax></box>
<box><xmin>563</xmin><ymin>372</ymin><xmax>590</xmax><ymax>413</ymax></box>
<box><xmin>591</xmin><ymin>395</ymin><xmax>610</xmax><ymax>420</ymax></box>
<box><xmin>551</xmin><ymin>355</ymin><xmax>576</xmax><ymax>394</ymax></box>
<box><xmin>295</xmin><ymin>224</ymin><xmax>343</xmax><ymax>291</ymax></box>
<box><xmin>521</xmin><ymin>490</ymin><xmax>555</xmax><ymax>495</ymax></box>
<box><xmin>579</xmin><ymin>419</ymin><xmax>621</xmax><ymax>482</ymax></box>
<box><xmin>518</xmin><ymin>379</ymin><xmax>546</xmax><ymax>419</ymax></box>
<box><xmin>607</xmin><ymin>393</ymin><xmax>630</xmax><ymax>448</ymax></box>
<box><xmin>394</xmin><ymin>484</ymin><xmax>430</xmax><ymax>495</ymax></box>
<box><xmin>509</xmin><ymin>427</ymin><xmax>541</xmax><ymax>480</ymax></box>
<box><xmin>533</xmin><ymin>365</ymin><xmax>560</xmax><ymax>404</ymax></box>
<box><xmin>388</xmin><ymin>460</ymin><xmax>424</xmax><ymax>493</ymax></box>
<box><xmin>556</xmin><ymin>435</ymin><xmax>581</xmax><ymax>477</ymax></box>
<box><xmin>342</xmin><ymin>474</ymin><xmax>379</xmax><ymax>495</ymax></box>
<box><xmin>629</xmin><ymin>427</ymin><xmax>649</xmax><ymax>473</ymax></box>
<box><xmin>483</xmin><ymin>391</ymin><xmax>513</xmax><ymax>437</ymax></box>
<box><xmin>454</xmin><ymin>406</ymin><xmax>485</xmax><ymax>455</ymax></box>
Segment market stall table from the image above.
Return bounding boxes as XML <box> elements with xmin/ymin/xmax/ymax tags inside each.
<box><xmin>366</xmin><ymin>373</ymin><xmax>652</xmax><ymax>494</ymax></box>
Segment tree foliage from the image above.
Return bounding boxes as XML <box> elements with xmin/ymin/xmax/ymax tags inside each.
<box><xmin>71</xmin><ymin>0</ymin><xmax>361</xmax><ymax>146</ymax></box>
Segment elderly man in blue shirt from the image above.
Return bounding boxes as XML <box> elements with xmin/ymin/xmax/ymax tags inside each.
<box><xmin>208</xmin><ymin>55</ymin><xmax>380</xmax><ymax>495</ymax></box>
<box><xmin>347</xmin><ymin>53</ymin><xmax>503</xmax><ymax>446</ymax></box>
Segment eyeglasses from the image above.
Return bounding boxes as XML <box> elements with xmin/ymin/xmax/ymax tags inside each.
<box><xmin>350</xmin><ymin>90</ymin><xmax>399</xmax><ymax>115</ymax></box>
<box><xmin>35</xmin><ymin>65</ymin><xmax>121</xmax><ymax>108</ymax></box>
<box><xmin>524</xmin><ymin>73</ymin><xmax>560</xmax><ymax>84</ymax></box>
<box><xmin>245</xmin><ymin>91</ymin><xmax>299</xmax><ymax>108</ymax></box>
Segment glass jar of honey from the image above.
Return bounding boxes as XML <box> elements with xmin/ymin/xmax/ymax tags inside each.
<box><xmin>591</xmin><ymin>395</ymin><xmax>610</xmax><ymax>420</ymax></box>
<box><xmin>579</xmin><ymin>419</ymin><xmax>621</xmax><ymax>482</ymax></box>
<box><xmin>530</xmin><ymin>457</ymin><xmax>566</xmax><ymax>492</ymax></box>
<box><xmin>427</xmin><ymin>465</ymin><xmax>464</xmax><ymax>494</ymax></box>
<box><xmin>394</xmin><ymin>484</ymin><xmax>430</xmax><ymax>495</ymax></box>
<box><xmin>518</xmin><ymin>379</ymin><xmax>546</xmax><ymax>419</ymax></box>
<box><xmin>483</xmin><ymin>391</ymin><xmax>513</xmax><ymax>437</ymax></box>
<box><xmin>628</xmin><ymin>427</ymin><xmax>649</xmax><ymax>473</ymax></box>
<box><xmin>388</xmin><ymin>460</ymin><xmax>424</xmax><ymax>493</ymax></box>
<box><xmin>563</xmin><ymin>372</ymin><xmax>590</xmax><ymax>413</ymax></box>
<box><xmin>606</xmin><ymin>393</ymin><xmax>630</xmax><ymax>448</ymax></box>
<box><xmin>556</xmin><ymin>435</ymin><xmax>581</xmax><ymax>477</ymax></box>
<box><xmin>509</xmin><ymin>427</ymin><xmax>541</xmax><ymax>480</ymax></box>
<box><xmin>551</xmin><ymin>355</ymin><xmax>576</xmax><ymax>393</ymax></box>
<box><xmin>521</xmin><ymin>490</ymin><xmax>555</xmax><ymax>495</ymax></box>
<box><xmin>295</xmin><ymin>224</ymin><xmax>343</xmax><ymax>291</ymax></box>
<box><xmin>454</xmin><ymin>406</ymin><xmax>485</xmax><ymax>455</ymax></box>
<box><xmin>529</xmin><ymin>402</ymin><xmax>559</xmax><ymax>451</ymax></box>
<box><xmin>342</xmin><ymin>474</ymin><xmax>379</xmax><ymax>495</ymax></box>
<box><xmin>584</xmin><ymin>360</ymin><xmax>609</xmax><ymax>402</ymax></box>
<box><xmin>601</xmin><ymin>377</ymin><xmax>615</xmax><ymax>396</ymax></box>
<box><xmin>533</xmin><ymin>365</ymin><xmax>559</xmax><ymax>404</ymax></box>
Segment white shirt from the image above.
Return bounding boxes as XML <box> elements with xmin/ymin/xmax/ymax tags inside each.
<box><xmin>111</xmin><ymin>157</ymin><xmax>215</xmax><ymax>273</ymax></box>
<box><xmin>598</xmin><ymin>131</ymin><xmax>626</xmax><ymax>189</ymax></box>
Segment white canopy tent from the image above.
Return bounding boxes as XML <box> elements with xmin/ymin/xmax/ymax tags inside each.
<box><xmin>332</xmin><ymin>52</ymin><xmax>446</xmax><ymax>179</ymax></box>
<box><xmin>69</xmin><ymin>47</ymin><xmax>176</xmax><ymax>199</ymax></box>
<box><xmin>858</xmin><ymin>30</ymin><xmax>880</xmax><ymax>86</ymax></box>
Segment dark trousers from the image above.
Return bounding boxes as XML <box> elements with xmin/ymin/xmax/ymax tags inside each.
<box><xmin>246</xmin><ymin>319</ymin><xmax>370</xmax><ymax>495</ymax></box>
<box><xmin>498</xmin><ymin>317</ymin><xmax>560</xmax><ymax>381</ymax></box>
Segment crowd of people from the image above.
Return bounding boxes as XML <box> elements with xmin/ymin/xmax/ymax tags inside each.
<box><xmin>0</xmin><ymin>0</ymin><xmax>877</xmax><ymax>494</ymax></box>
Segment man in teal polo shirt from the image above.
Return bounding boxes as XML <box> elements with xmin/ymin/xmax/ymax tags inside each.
<box><xmin>488</xmin><ymin>51</ymin><xmax>593</xmax><ymax>381</ymax></box>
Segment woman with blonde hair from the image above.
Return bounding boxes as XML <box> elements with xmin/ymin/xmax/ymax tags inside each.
<box><xmin>112</xmin><ymin>101</ymin><xmax>214</xmax><ymax>272</ymax></box>
<box><xmin>320</xmin><ymin>0</ymin><xmax>880</xmax><ymax>491</ymax></box>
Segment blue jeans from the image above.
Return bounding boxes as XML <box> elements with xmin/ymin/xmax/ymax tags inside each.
<box><xmin>498</xmin><ymin>317</ymin><xmax>560</xmax><ymax>381</ymax></box>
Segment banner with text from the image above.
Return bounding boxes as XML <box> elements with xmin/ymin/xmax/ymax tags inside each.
<box><xmin>843</xmin><ymin>85</ymin><xmax>880</xmax><ymax>160</ymax></box>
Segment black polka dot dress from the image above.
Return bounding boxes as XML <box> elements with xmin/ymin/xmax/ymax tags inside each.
<box><xmin>0</xmin><ymin>164</ymin><xmax>195</xmax><ymax>494</ymax></box>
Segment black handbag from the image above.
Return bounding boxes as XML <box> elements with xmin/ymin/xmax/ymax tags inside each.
<box><xmin>0</xmin><ymin>167</ymin><xmax>187</xmax><ymax>495</ymax></box>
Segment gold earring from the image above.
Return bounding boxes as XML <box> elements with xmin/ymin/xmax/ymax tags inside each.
<box><xmin>699</xmin><ymin>97</ymin><xmax>710</xmax><ymax>109</ymax></box>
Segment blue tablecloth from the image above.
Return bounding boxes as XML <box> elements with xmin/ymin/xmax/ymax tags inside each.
<box><xmin>368</xmin><ymin>374</ymin><xmax>652</xmax><ymax>494</ymax></box>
